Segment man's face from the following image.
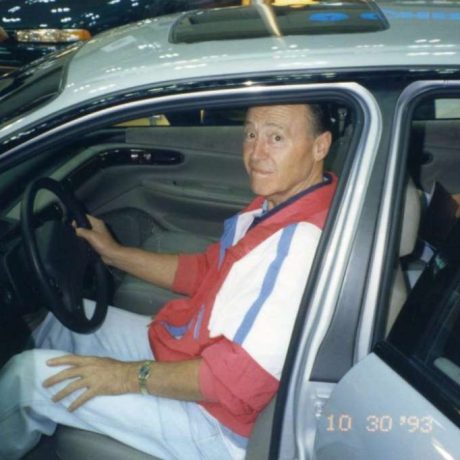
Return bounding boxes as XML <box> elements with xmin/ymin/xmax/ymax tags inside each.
<box><xmin>243</xmin><ymin>104</ymin><xmax>330</xmax><ymax>209</ymax></box>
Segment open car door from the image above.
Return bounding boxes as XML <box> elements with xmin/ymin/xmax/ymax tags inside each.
<box><xmin>314</xmin><ymin>220</ymin><xmax>460</xmax><ymax>460</ymax></box>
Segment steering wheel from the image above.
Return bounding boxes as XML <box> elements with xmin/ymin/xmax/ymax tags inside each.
<box><xmin>21</xmin><ymin>177</ymin><xmax>109</xmax><ymax>333</ymax></box>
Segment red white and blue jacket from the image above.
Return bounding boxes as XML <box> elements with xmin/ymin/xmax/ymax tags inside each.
<box><xmin>148</xmin><ymin>173</ymin><xmax>337</xmax><ymax>439</ymax></box>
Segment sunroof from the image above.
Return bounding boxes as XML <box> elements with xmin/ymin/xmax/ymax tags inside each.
<box><xmin>171</xmin><ymin>0</ymin><xmax>389</xmax><ymax>44</ymax></box>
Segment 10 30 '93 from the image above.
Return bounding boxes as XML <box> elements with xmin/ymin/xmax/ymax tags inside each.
<box><xmin>324</xmin><ymin>414</ymin><xmax>434</xmax><ymax>434</ymax></box>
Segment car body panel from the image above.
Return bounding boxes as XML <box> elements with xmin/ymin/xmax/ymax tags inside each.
<box><xmin>307</xmin><ymin>79</ymin><xmax>460</xmax><ymax>460</ymax></box>
<box><xmin>1</xmin><ymin>1</ymin><xmax>460</xmax><ymax>145</ymax></box>
<box><xmin>1</xmin><ymin>2</ymin><xmax>460</xmax><ymax>460</ymax></box>
<box><xmin>314</xmin><ymin>353</ymin><xmax>460</xmax><ymax>460</ymax></box>
<box><xmin>276</xmin><ymin>80</ymin><xmax>383</xmax><ymax>460</ymax></box>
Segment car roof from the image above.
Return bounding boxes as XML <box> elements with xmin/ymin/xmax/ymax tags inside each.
<box><xmin>1</xmin><ymin>0</ymin><xmax>460</xmax><ymax>143</ymax></box>
<box><xmin>65</xmin><ymin>1</ymin><xmax>460</xmax><ymax>93</ymax></box>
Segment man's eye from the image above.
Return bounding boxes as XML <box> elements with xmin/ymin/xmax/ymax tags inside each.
<box><xmin>245</xmin><ymin>132</ymin><xmax>256</xmax><ymax>140</ymax></box>
<box><xmin>273</xmin><ymin>134</ymin><xmax>283</xmax><ymax>142</ymax></box>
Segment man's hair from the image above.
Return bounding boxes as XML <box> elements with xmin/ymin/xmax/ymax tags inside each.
<box><xmin>306</xmin><ymin>103</ymin><xmax>332</xmax><ymax>137</ymax></box>
<box><xmin>244</xmin><ymin>103</ymin><xmax>331</xmax><ymax>137</ymax></box>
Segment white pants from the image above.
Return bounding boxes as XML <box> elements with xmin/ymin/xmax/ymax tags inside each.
<box><xmin>0</xmin><ymin>303</ymin><xmax>239</xmax><ymax>460</ymax></box>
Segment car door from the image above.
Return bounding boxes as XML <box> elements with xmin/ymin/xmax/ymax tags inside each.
<box><xmin>312</xmin><ymin>83</ymin><xmax>460</xmax><ymax>460</ymax></box>
<box><xmin>314</xmin><ymin>240</ymin><xmax>460</xmax><ymax>459</ymax></box>
<box><xmin>0</xmin><ymin>76</ymin><xmax>381</xmax><ymax>458</ymax></box>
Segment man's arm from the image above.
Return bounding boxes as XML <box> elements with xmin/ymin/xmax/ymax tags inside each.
<box><xmin>44</xmin><ymin>355</ymin><xmax>203</xmax><ymax>412</ymax></box>
<box><xmin>75</xmin><ymin>215</ymin><xmax>178</xmax><ymax>290</ymax></box>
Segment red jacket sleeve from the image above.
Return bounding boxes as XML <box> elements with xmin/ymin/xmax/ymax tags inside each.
<box><xmin>199</xmin><ymin>339</ymin><xmax>279</xmax><ymax>420</ymax></box>
<box><xmin>171</xmin><ymin>242</ymin><xmax>220</xmax><ymax>296</ymax></box>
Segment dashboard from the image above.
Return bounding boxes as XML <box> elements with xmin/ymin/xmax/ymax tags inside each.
<box><xmin>0</xmin><ymin>203</ymin><xmax>71</xmax><ymax>366</ymax></box>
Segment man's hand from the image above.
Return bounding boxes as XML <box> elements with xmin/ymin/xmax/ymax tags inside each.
<box><xmin>43</xmin><ymin>355</ymin><xmax>204</xmax><ymax>411</ymax></box>
<box><xmin>43</xmin><ymin>355</ymin><xmax>138</xmax><ymax>411</ymax></box>
<box><xmin>75</xmin><ymin>215</ymin><xmax>121</xmax><ymax>265</ymax></box>
<box><xmin>74</xmin><ymin>215</ymin><xmax>179</xmax><ymax>289</ymax></box>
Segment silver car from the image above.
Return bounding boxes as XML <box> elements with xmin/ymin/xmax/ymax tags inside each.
<box><xmin>0</xmin><ymin>1</ymin><xmax>459</xmax><ymax>459</ymax></box>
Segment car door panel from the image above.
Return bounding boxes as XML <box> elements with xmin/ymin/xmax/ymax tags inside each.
<box><xmin>64</xmin><ymin>124</ymin><xmax>252</xmax><ymax>312</ymax></box>
<box><xmin>77</xmin><ymin>125</ymin><xmax>252</xmax><ymax>242</ymax></box>
<box><xmin>314</xmin><ymin>352</ymin><xmax>460</xmax><ymax>460</ymax></box>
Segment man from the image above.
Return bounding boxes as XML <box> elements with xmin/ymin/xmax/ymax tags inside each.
<box><xmin>0</xmin><ymin>104</ymin><xmax>337</xmax><ymax>460</ymax></box>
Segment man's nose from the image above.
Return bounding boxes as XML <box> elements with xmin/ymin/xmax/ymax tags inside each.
<box><xmin>250</xmin><ymin>138</ymin><xmax>267</xmax><ymax>159</ymax></box>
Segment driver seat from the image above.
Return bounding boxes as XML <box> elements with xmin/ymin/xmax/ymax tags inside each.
<box><xmin>25</xmin><ymin>399</ymin><xmax>275</xmax><ymax>460</ymax></box>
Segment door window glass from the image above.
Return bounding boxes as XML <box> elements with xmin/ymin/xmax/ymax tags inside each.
<box><xmin>381</xmin><ymin>93</ymin><xmax>460</xmax><ymax>426</ymax></box>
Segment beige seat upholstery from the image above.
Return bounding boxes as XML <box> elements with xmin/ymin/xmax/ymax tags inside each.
<box><xmin>385</xmin><ymin>178</ymin><xmax>422</xmax><ymax>335</ymax></box>
<box><xmin>45</xmin><ymin>398</ymin><xmax>276</xmax><ymax>460</ymax></box>
<box><xmin>113</xmin><ymin>230</ymin><xmax>214</xmax><ymax>315</ymax></box>
<box><xmin>25</xmin><ymin>399</ymin><xmax>276</xmax><ymax>460</ymax></box>
<box><xmin>55</xmin><ymin>427</ymin><xmax>162</xmax><ymax>460</ymax></box>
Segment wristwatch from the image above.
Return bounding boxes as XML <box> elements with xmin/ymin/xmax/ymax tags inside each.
<box><xmin>138</xmin><ymin>360</ymin><xmax>152</xmax><ymax>395</ymax></box>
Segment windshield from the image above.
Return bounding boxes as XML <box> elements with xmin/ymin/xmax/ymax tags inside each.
<box><xmin>0</xmin><ymin>44</ymin><xmax>80</xmax><ymax>127</ymax></box>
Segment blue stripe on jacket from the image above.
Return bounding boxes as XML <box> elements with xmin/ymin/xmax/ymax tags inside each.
<box><xmin>219</xmin><ymin>215</ymin><xmax>238</xmax><ymax>268</ymax></box>
<box><xmin>233</xmin><ymin>224</ymin><xmax>298</xmax><ymax>345</ymax></box>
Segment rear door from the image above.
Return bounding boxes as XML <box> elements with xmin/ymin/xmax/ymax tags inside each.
<box><xmin>313</xmin><ymin>83</ymin><xmax>460</xmax><ymax>460</ymax></box>
<box><xmin>314</xmin><ymin>245</ymin><xmax>460</xmax><ymax>459</ymax></box>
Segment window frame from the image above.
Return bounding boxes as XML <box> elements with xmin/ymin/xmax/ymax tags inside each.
<box><xmin>0</xmin><ymin>81</ymin><xmax>381</xmax><ymax>458</ymax></box>
<box><xmin>371</xmin><ymin>82</ymin><xmax>460</xmax><ymax>431</ymax></box>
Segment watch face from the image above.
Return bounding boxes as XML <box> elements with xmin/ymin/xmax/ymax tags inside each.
<box><xmin>139</xmin><ymin>361</ymin><xmax>151</xmax><ymax>380</ymax></box>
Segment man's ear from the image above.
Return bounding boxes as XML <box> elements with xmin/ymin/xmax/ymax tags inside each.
<box><xmin>313</xmin><ymin>131</ymin><xmax>332</xmax><ymax>162</ymax></box>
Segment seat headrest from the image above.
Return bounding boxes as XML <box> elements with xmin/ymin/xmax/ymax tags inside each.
<box><xmin>400</xmin><ymin>177</ymin><xmax>422</xmax><ymax>257</ymax></box>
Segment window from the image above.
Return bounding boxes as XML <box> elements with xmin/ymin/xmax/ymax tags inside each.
<box><xmin>116</xmin><ymin>108</ymin><xmax>247</xmax><ymax>128</ymax></box>
<box><xmin>388</xmin><ymin>222</ymin><xmax>460</xmax><ymax>393</ymax></box>
<box><xmin>378</xmin><ymin>92</ymin><xmax>460</xmax><ymax>428</ymax></box>
<box><xmin>413</xmin><ymin>97</ymin><xmax>460</xmax><ymax>120</ymax></box>
<box><xmin>435</xmin><ymin>99</ymin><xmax>460</xmax><ymax>119</ymax></box>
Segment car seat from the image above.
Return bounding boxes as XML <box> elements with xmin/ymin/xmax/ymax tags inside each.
<box><xmin>25</xmin><ymin>399</ymin><xmax>276</xmax><ymax>460</ymax></box>
<box><xmin>386</xmin><ymin>177</ymin><xmax>422</xmax><ymax>334</ymax></box>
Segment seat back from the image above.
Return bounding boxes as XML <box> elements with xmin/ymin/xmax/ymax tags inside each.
<box><xmin>245</xmin><ymin>398</ymin><xmax>276</xmax><ymax>459</ymax></box>
<box><xmin>386</xmin><ymin>178</ymin><xmax>422</xmax><ymax>334</ymax></box>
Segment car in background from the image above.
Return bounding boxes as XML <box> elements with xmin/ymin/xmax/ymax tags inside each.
<box><xmin>0</xmin><ymin>0</ymin><xmax>240</xmax><ymax>74</ymax></box>
<box><xmin>1</xmin><ymin>1</ymin><xmax>460</xmax><ymax>459</ymax></box>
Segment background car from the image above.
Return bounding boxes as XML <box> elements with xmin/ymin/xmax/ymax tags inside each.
<box><xmin>0</xmin><ymin>0</ymin><xmax>241</xmax><ymax>74</ymax></box>
<box><xmin>1</xmin><ymin>0</ymin><xmax>460</xmax><ymax>459</ymax></box>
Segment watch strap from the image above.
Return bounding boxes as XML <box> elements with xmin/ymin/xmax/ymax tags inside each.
<box><xmin>138</xmin><ymin>360</ymin><xmax>152</xmax><ymax>395</ymax></box>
